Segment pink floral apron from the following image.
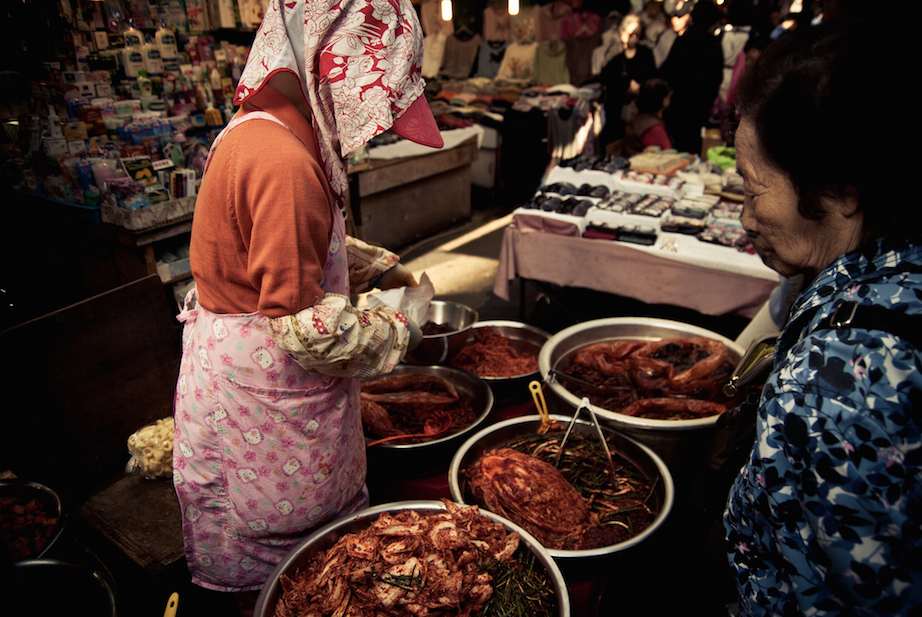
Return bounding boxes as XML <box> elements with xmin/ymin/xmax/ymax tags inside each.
<box><xmin>172</xmin><ymin>112</ymin><xmax>367</xmax><ymax>592</ymax></box>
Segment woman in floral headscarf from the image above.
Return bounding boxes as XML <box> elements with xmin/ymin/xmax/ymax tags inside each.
<box><xmin>172</xmin><ymin>0</ymin><xmax>443</xmax><ymax>599</ymax></box>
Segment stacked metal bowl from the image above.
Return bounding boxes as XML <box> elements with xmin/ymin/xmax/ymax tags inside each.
<box><xmin>403</xmin><ymin>300</ymin><xmax>479</xmax><ymax>366</ymax></box>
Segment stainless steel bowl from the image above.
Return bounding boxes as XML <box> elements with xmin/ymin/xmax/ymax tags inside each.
<box><xmin>448</xmin><ymin>414</ymin><xmax>674</xmax><ymax>562</ymax></box>
<box><xmin>253</xmin><ymin>500</ymin><xmax>571</xmax><ymax>617</ymax></box>
<box><xmin>362</xmin><ymin>365</ymin><xmax>494</xmax><ymax>477</ymax></box>
<box><xmin>450</xmin><ymin>320</ymin><xmax>550</xmax><ymax>382</ymax></box>
<box><xmin>403</xmin><ymin>300</ymin><xmax>479</xmax><ymax>365</ymax></box>
<box><xmin>9</xmin><ymin>559</ymin><xmax>116</xmax><ymax>616</ymax></box>
<box><xmin>538</xmin><ymin>318</ymin><xmax>744</xmax><ymax>465</ymax></box>
<box><xmin>0</xmin><ymin>480</ymin><xmax>65</xmax><ymax>562</ymax></box>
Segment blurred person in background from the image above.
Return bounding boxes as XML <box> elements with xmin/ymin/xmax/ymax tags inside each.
<box><xmin>657</xmin><ymin>0</ymin><xmax>724</xmax><ymax>155</ymax></box>
<box><xmin>622</xmin><ymin>77</ymin><xmax>673</xmax><ymax>155</ymax></box>
<box><xmin>598</xmin><ymin>12</ymin><xmax>658</xmax><ymax>149</ymax></box>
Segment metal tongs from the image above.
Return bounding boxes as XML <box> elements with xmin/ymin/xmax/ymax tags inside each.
<box><xmin>554</xmin><ymin>396</ymin><xmax>620</xmax><ymax>492</ymax></box>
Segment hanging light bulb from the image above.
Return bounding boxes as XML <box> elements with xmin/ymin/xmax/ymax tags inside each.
<box><xmin>441</xmin><ymin>0</ymin><xmax>452</xmax><ymax>21</ymax></box>
<box><xmin>508</xmin><ymin>0</ymin><xmax>519</xmax><ymax>16</ymax></box>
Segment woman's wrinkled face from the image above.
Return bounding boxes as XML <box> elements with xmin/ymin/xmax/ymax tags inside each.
<box><xmin>736</xmin><ymin>118</ymin><xmax>862</xmax><ymax>280</ymax></box>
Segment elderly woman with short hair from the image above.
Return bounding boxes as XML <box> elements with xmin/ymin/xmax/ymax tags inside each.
<box><xmin>723</xmin><ymin>17</ymin><xmax>922</xmax><ymax>616</ymax></box>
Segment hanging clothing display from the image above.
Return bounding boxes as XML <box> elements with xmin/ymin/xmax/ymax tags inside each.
<box><xmin>474</xmin><ymin>40</ymin><xmax>509</xmax><ymax>79</ymax></box>
<box><xmin>533</xmin><ymin>39</ymin><xmax>570</xmax><ymax>87</ymax></box>
<box><xmin>566</xmin><ymin>31</ymin><xmax>602</xmax><ymax>86</ymax></box>
<box><xmin>422</xmin><ymin>31</ymin><xmax>448</xmax><ymax>79</ymax></box>
<box><xmin>440</xmin><ymin>32</ymin><xmax>484</xmax><ymax>80</ymax></box>
<box><xmin>420</xmin><ymin>0</ymin><xmax>454</xmax><ymax>36</ymax></box>
<box><xmin>510</xmin><ymin>5</ymin><xmax>539</xmax><ymax>44</ymax></box>
<box><xmin>561</xmin><ymin>10</ymin><xmax>602</xmax><ymax>41</ymax></box>
<box><xmin>483</xmin><ymin>4</ymin><xmax>511</xmax><ymax>42</ymax></box>
<box><xmin>495</xmin><ymin>41</ymin><xmax>538</xmax><ymax>84</ymax></box>
<box><xmin>537</xmin><ymin>1</ymin><xmax>572</xmax><ymax>43</ymax></box>
<box><xmin>590</xmin><ymin>25</ymin><xmax>622</xmax><ymax>76</ymax></box>
<box><xmin>548</xmin><ymin>96</ymin><xmax>600</xmax><ymax>163</ymax></box>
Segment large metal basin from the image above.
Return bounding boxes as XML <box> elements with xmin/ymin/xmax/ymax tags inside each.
<box><xmin>538</xmin><ymin>318</ymin><xmax>744</xmax><ymax>466</ymax></box>
<box><xmin>449</xmin><ymin>415</ymin><xmax>674</xmax><ymax>564</ymax></box>
<box><xmin>253</xmin><ymin>500</ymin><xmax>570</xmax><ymax>617</ymax></box>
<box><xmin>362</xmin><ymin>364</ymin><xmax>493</xmax><ymax>478</ymax></box>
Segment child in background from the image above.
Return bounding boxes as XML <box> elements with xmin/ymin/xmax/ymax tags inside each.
<box><xmin>622</xmin><ymin>78</ymin><xmax>673</xmax><ymax>156</ymax></box>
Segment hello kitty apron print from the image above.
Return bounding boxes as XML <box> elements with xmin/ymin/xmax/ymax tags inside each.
<box><xmin>172</xmin><ymin>112</ymin><xmax>367</xmax><ymax>592</ymax></box>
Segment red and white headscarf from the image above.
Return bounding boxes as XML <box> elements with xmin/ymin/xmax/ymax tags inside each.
<box><xmin>235</xmin><ymin>0</ymin><xmax>443</xmax><ymax>211</ymax></box>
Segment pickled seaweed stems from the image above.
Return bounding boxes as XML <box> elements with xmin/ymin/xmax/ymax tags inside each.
<box><xmin>451</xmin><ymin>327</ymin><xmax>539</xmax><ymax>378</ymax></box>
<box><xmin>563</xmin><ymin>337</ymin><xmax>738</xmax><ymax>420</ymax></box>
<box><xmin>505</xmin><ymin>429</ymin><xmax>657</xmax><ymax>545</ymax></box>
<box><xmin>481</xmin><ymin>548</ymin><xmax>557</xmax><ymax>617</ymax></box>
<box><xmin>360</xmin><ymin>373</ymin><xmax>476</xmax><ymax>444</ymax></box>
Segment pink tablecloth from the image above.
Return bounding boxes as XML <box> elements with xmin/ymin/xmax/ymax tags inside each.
<box><xmin>493</xmin><ymin>219</ymin><xmax>779</xmax><ymax>319</ymax></box>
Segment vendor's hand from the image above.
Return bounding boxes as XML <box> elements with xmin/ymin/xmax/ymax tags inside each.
<box><xmin>407</xmin><ymin>318</ymin><xmax>422</xmax><ymax>351</ymax></box>
<box><xmin>377</xmin><ymin>264</ymin><xmax>418</xmax><ymax>290</ymax></box>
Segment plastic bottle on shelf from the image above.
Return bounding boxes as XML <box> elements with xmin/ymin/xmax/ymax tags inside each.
<box><xmin>156</xmin><ymin>21</ymin><xmax>179</xmax><ymax>57</ymax></box>
<box><xmin>137</xmin><ymin>70</ymin><xmax>153</xmax><ymax>97</ymax></box>
<box><xmin>142</xmin><ymin>36</ymin><xmax>165</xmax><ymax>75</ymax></box>
<box><xmin>46</xmin><ymin>105</ymin><xmax>65</xmax><ymax>139</ymax></box>
<box><xmin>156</xmin><ymin>21</ymin><xmax>181</xmax><ymax>72</ymax></box>
<box><xmin>121</xmin><ymin>21</ymin><xmax>145</xmax><ymax>78</ymax></box>
<box><xmin>214</xmin><ymin>43</ymin><xmax>228</xmax><ymax>76</ymax></box>
<box><xmin>209</xmin><ymin>64</ymin><xmax>223</xmax><ymax>101</ymax></box>
<box><xmin>122</xmin><ymin>20</ymin><xmax>144</xmax><ymax>50</ymax></box>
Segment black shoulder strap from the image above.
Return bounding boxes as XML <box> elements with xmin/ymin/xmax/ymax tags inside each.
<box><xmin>800</xmin><ymin>300</ymin><xmax>922</xmax><ymax>349</ymax></box>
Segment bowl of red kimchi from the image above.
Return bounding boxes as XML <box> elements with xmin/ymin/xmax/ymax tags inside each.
<box><xmin>360</xmin><ymin>365</ymin><xmax>494</xmax><ymax>477</ymax></box>
<box><xmin>449</xmin><ymin>321</ymin><xmax>550</xmax><ymax>397</ymax></box>
<box><xmin>449</xmin><ymin>414</ymin><xmax>674</xmax><ymax>563</ymax></box>
<box><xmin>538</xmin><ymin>318</ymin><xmax>745</xmax><ymax>465</ymax></box>
<box><xmin>254</xmin><ymin>499</ymin><xmax>570</xmax><ymax>617</ymax></box>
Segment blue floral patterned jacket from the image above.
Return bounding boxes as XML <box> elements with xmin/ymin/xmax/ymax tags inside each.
<box><xmin>725</xmin><ymin>236</ymin><xmax>922</xmax><ymax>616</ymax></box>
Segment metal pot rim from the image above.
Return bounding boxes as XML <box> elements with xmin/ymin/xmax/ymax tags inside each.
<box><xmin>254</xmin><ymin>499</ymin><xmax>571</xmax><ymax>617</ymax></box>
<box><xmin>361</xmin><ymin>364</ymin><xmax>493</xmax><ymax>451</ymax></box>
<box><xmin>448</xmin><ymin>414</ymin><xmax>675</xmax><ymax>560</ymax></box>
<box><xmin>539</xmin><ymin>317</ymin><xmax>744</xmax><ymax>431</ymax></box>
<box><xmin>461</xmin><ymin>320</ymin><xmax>551</xmax><ymax>383</ymax></box>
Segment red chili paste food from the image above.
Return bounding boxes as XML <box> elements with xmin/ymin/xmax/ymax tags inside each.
<box><xmin>451</xmin><ymin>327</ymin><xmax>539</xmax><ymax>378</ymax></box>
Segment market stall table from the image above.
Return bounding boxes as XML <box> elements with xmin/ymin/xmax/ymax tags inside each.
<box><xmin>347</xmin><ymin>126</ymin><xmax>483</xmax><ymax>248</ymax></box>
<box><xmin>493</xmin><ymin>212</ymin><xmax>779</xmax><ymax>320</ymax></box>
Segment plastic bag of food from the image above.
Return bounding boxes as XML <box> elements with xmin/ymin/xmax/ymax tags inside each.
<box><xmin>126</xmin><ymin>417</ymin><xmax>175</xmax><ymax>479</ymax></box>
